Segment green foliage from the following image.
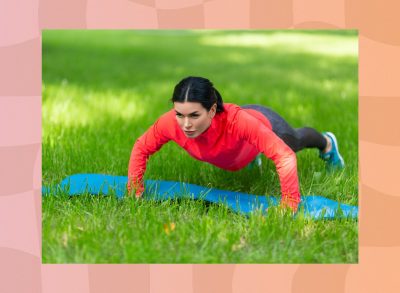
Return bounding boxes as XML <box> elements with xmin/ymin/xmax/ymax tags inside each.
<box><xmin>42</xmin><ymin>30</ymin><xmax>358</xmax><ymax>263</ymax></box>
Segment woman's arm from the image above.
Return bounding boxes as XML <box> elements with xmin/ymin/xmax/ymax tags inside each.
<box><xmin>127</xmin><ymin>115</ymin><xmax>171</xmax><ymax>197</ymax></box>
<box><xmin>234</xmin><ymin>110</ymin><xmax>301</xmax><ymax>211</ymax></box>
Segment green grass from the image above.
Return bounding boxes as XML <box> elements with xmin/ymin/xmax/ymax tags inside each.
<box><xmin>42</xmin><ymin>30</ymin><xmax>358</xmax><ymax>263</ymax></box>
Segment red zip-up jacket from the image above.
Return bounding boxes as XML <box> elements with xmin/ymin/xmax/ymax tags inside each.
<box><xmin>128</xmin><ymin>103</ymin><xmax>301</xmax><ymax>210</ymax></box>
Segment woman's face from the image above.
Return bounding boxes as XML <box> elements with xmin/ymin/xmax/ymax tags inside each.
<box><xmin>174</xmin><ymin>102</ymin><xmax>216</xmax><ymax>138</ymax></box>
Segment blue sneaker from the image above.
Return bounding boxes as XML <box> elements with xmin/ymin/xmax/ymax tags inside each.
<box><xmin>319</xmin><ymin>132</ymin><xmax>345</xmax><ymax>169</ymax></box>
<box><xmin>247</xmin><ymin>153</ymin><xmax>262</xmax><ymax>171</ymax></box>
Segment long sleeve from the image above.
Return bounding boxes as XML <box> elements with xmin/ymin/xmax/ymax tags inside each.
<box><xmin>127</xmin><ymin>115</ymin><xmax>171</xmax><ymax>196</ymax></box>
<box><xmin>233</xmin><ymin>110</ymin><xmax>301</xmax><ymax>210</ymax></box>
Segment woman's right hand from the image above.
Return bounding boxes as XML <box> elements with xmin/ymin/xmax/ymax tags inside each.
<box><xmin>280</xmin><ymin>196</ymin><xmax>300</xmax><ymax>213</ymax></box>
<box><xmin>127</xmin><ymin>179</ymin><xmax>145</xmax><ymax>199</ymax></box>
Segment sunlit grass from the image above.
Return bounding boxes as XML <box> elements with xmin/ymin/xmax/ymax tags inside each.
<box><xmin>43</xmin><ymin>83</ymin><xmax>146</xmax><ymax>127</ymax></box>
<box><xmin>199</xmin><ymin>30</ymin><xmax>358</xmax><ymax>57</ymax></box>
<box><xmin>42</xmin><ymin>30</ymin><xmax>358</xmax><ymax>263</ymax></box>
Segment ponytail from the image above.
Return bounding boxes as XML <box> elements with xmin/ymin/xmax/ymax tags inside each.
<box><xmin>213</xmin><ymin>89</ymin><xmax>224</xmax><ymax>113</ymax></box>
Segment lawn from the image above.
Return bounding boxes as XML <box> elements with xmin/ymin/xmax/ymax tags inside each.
<box><xmin>42</xmin><ymin>30</ymin><xmax>358</xmax><ymax>263</ymax></box>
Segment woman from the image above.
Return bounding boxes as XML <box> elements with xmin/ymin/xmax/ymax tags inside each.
<box><xmin>127</xmin><ymin>76</ymin><xmax>344</xmax><ymax>212</ymax></box>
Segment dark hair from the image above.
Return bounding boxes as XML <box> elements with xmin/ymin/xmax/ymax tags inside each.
<box><xmin>171</xmin><ymin>76</ymin><xmax>224</xmax><ymax>113</ymax></box>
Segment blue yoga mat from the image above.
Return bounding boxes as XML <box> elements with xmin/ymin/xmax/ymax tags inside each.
<box><xmin>42</xmin><ymin>174</ymin><xmax>358</xmax><ymax>220</ymax></box>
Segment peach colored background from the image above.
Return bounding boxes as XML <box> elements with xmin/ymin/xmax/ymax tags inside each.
<box><xmin>1</xmin><ymin>0</ymin><xmax>399</xmax><ymax>292</ymax></box>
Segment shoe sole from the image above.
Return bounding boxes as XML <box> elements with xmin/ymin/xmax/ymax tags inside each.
<box><xmin>325</xmin><ymin>132</ymin><xmax>345</xmax><ymax>168</ymax></box>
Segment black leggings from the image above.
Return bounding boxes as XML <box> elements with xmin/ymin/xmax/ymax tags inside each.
<box><xmin>241</xmin><ymin>104</ymin><xmax>327</xmax><ymax>153</ymax></box>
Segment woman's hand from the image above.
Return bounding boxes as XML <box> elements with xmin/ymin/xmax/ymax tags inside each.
<box><xmin>280</xmin><ymin>197</ymin><xmax>300</xmax><ymax>213</ymax></box>
<box><xmin>127</xmin><ymin>190</ymin><xmax>143</xmax><ymax>199</ymax></box>
<box><xmin>126</xmin><ymin>181</ymin><xmax>144</xmax><ymax>199</ymax></box>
